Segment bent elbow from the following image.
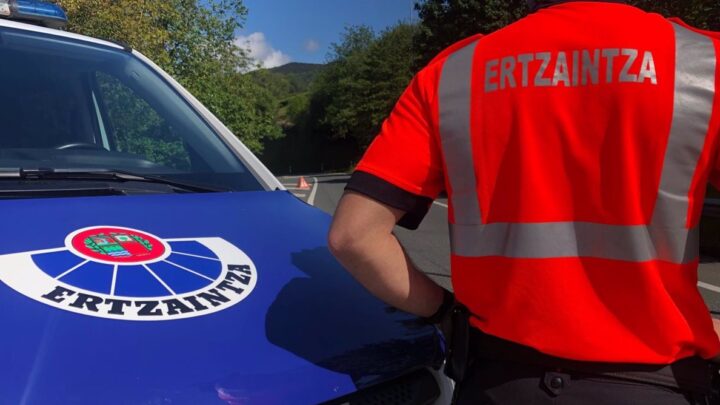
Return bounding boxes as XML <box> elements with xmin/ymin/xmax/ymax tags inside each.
<box><xmin>327</xmin><ymin>222</ymin><xmax>355</xmax><ymax>258</ymax></box>
<box><xmin>327</xmin><ymin>219</ymin><xmax>366</xmax><ymax>259</ymax></box>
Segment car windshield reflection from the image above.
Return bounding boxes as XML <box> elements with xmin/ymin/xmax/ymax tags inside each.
<box><xmin>0</xmin><ymin>28</ymin><xmax>262</xmax><ymax>194</ymax></box>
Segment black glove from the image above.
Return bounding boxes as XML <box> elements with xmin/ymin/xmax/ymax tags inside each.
<box><xmin>422</xmin><ymin>289</ymin><xmax>472</xmax><ymax>383</ymax></box>
<box><xmin>423</xmin><ymin>288</ymin><xmax>455</xmax><ymax>325</ymax></box>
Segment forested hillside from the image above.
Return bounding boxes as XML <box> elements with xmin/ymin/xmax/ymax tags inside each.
<box><xmin>53</xmin><ymin>0</ymin><xmax>720</xmax><ymax>174</ymax></box>
<box><xmin>258</xmin><ymin>24</ymin><xmax>418</xmax><ymax>174</ymax></box>
<box><xmin>270</xmin><ymin>63</ymin><xmax>324</xmax><ymax>90</ymax></box>
<box><xmin>57</xmin><ymin>0</ymin><xmax>282</xmax><ymax>153</ymax></box>
<box><xmin>262</xmin><ymin>0</ymin><xmax>720</xmax><ymax>175</ymax></box>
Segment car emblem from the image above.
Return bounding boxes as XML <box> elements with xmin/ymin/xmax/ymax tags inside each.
<box><xmin>69</xmin><ymin>227</ymin><xmax>169</xmax><ymax>264</ymax></box>
<box><xmin>0</xmin><ymin>226</ymin><xmax>258</xmax><ymax>321</ymax></box>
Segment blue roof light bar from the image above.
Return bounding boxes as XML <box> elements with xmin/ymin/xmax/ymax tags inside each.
<box><xmin>0</xmin><ymin>0</ymin><xmax>68</xmax><ymax>29</ymax></box>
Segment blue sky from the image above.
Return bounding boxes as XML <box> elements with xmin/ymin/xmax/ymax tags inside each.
<box><xmin>237</xmin><ymin>0</ymin><xmax>418</xmax><ymax>67</ymax></box>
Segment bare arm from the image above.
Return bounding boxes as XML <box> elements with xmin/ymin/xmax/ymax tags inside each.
<box><xmin>328</xmin><ymin>191</ymin><xmax>445</xmax><ymax>318</ymax></box>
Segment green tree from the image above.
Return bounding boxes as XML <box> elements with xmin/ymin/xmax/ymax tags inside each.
<box><xmin>310</xmin><ymin>24</ymin><xmax>418</xmax><ymax>147</ymax></box>
<box><xmin>629</xmin><ymin>1</ymin><xmax>720</xmax><ymax>31</ymax></box>
<box><xmin>249</xmin><ymin>70</ymin><xmax>294</xmax><ymax>101</ymax></box>
<box><xmin>413</xmin><ymin>0</ymin><xmax>720</xmax><ymax>69</ymax></box>
<box><xmin>56</xmin><ymin>0</ymin><xmax>282</xmax><ymax>153</ymax></box>
<box><xmin>328</xmin><ymin>25</ymin><xmax>376</xmax><ymax>60</ymax></box>
<box><xmin>413</xmin><ymin>0</ymin><xmax>528</xmax><ymax>68</ymax></box>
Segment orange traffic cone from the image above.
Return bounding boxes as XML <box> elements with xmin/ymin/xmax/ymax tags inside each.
<box><xmin>296</xmin><ymin>176</ymin><xmax>311</xmax><ymax>190</ymax></box>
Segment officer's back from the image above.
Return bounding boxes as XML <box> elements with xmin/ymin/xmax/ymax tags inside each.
<box><xmin>434</xmin><ymin>1</ymin><xmax>720</xmax><ymax>365</ymax></box>
<box><xmin>330</xmin><ymin>1</ymin><xmax>720</xmax><ymax>403</ymax></box>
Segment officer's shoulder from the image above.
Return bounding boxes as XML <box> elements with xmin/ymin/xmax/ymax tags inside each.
<box><xmin>668</xmin><ymin>17</ymin><xmax>720</xmax><ymax>41</ymax></box>
<box><xmin>426</xmin><ymin>34</ymin><xmax>485</xmax><ymax>68</ymax></box>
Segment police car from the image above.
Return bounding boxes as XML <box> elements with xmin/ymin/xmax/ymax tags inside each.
<box><xmin>0</xmin><ymin>2</ymin><xmax>451</xmax><ymax>404</ymax></box>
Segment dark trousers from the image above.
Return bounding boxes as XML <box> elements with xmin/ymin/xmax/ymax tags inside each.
<box><xmin>453</xmin><ymin>358</ymin><xmax>714</xmax><ymax>405</ymax></box>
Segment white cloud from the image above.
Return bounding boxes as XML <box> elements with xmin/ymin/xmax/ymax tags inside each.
<box><xmin>304</xmin><ymin>39</ymin><xmax>320</xmax><ymax>53</ymax></box>
<box><xmin>235</xmin><ymin>32</ymin><xmax>291</xmax><ymax>70</ymax></box>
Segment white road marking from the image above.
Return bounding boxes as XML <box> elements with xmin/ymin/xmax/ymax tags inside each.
<box><xmin>55</xmin><ymin>260</ymin><xmax>89</xmax><ymax>280</ymax></box>
<box><xmin>171</xmin><ymin>251</ymin><xmax>221</xmax><ymax>261</ymax></box>
<box><xmin>698</xmin><ymin>281</ymin><xmax>720</xmax><ymax>294</ymax></box>
<box><xmin>142</xmin><ymin>264</ymin><xmax>176</xmax><ymax>295</ymax></box>
<box><xmin>110</xmin><ymin>265</ymin><xmax>118</xmax><ymax>295</ymax></box>
<box><xmin>434</xmin><ymin>201</ymin><xmax>449</xmax><ymax>208</ymax></box>
<box><xmin>308</xmin><ymin>177</ymin><xmax>319</xmax><ymax>206</ymax></box>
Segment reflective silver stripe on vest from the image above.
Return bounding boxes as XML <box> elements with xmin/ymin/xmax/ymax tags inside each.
<box><xmin>451</xmin><ymin>222</ymin><xmax>699</xmax><ymax>262</ymax></box>
<box><xmin>439</xmin><ymin>23</ymin><xmax>716</xmax><ymax>263</ymax></box>
<box><xmin>653</xmin><ymin>23</ymin><xmax>717</xmax><ymax>229</ymax></box>
<box><xmin>439</xmin><ymin>40</ymin><xmax>483</xmax><ymax>225</ymax></box>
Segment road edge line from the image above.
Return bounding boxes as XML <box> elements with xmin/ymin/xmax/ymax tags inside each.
<box><xmin>308</xmin><ymin>177</ymin><xmax>319</xmax><ymax>206</ymax></box>
<box><xmin>698</xmin><ymin>281</ymin><xmax>720</xmax><ymax>294</ymax></box>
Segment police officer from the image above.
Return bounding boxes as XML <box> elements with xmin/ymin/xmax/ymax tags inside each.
<box><xmin>328</xmin><ymin>0</ymin><xmax>720</xmax><ymax>403</ymax></box>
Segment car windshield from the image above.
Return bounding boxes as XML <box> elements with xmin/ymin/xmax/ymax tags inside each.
<box><xmin>0</xmin><ymin>27</ymin><xmax>263</xmax><ymax>195</ymax></box>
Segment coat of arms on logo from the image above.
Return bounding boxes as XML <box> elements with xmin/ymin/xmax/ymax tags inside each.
<box><xmin>0</xmin><ymin>226</ymin><xmax>258</xmax><ymax>321</ymax></box>
<box><xmin>84</xmin><ymin>232</ymin><xmax>152</xmax><ymax>258</ymax></box>
<box><xmin>70</xmin><ymin>227</ymin><xmax>167</xmax><ymax>264</ymax></box>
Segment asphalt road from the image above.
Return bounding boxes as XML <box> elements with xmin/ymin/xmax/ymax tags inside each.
<box><xmin>279</xmin><ymin>174</ymin><xmax>720</xmax><ymax>313</ymax></box>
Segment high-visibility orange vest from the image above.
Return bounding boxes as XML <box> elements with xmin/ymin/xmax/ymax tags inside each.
<box><xmin>355</xmin><ymin>2</ymin><xmax>720</xmax><ymax>363</ymax></box>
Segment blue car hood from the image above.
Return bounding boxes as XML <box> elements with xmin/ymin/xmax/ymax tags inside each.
<box><xmin>0</xmin><ymin>191</ymin><xmax>441</xmax><ymax>405</ymax></box>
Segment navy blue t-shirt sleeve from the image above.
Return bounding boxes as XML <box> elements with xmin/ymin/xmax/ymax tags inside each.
<box><xmin>344</xmin><ymin>170</ymin><xmax>434</xmax><ymax>230</ymax></box>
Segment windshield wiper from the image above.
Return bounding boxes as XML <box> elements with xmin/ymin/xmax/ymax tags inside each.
<box><xmin>0</xmin><ymin>168</ymin><xmax>227</xmax><ymax>193</ymax></box>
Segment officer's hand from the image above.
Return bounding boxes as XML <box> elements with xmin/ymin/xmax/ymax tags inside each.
<box><xmin>428</xmin><ymin>290</ymin><xmax>456</xmax><ymax>344</ymax></box>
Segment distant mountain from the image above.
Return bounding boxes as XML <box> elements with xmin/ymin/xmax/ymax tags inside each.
<box><xmin>267</xmin><ymin>62</ymin><xmax>325</xmax><ymax>93</ymax></box>
<box><xmin>269</xmin><ymin>62</ymin><xmax>324</xmax><ymax>75</ymax></box>
<box><xmin>247</xmin><ymin>62</ymin><xmax>326</xmax><ymax>128</ymax></box>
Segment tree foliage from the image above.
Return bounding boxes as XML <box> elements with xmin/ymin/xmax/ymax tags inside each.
<box><xmin>96</xmin><ymin>72</ymin><xmax>192</xmax><ymax>170</ymax></box>
<box><xmin>56</xmin><ymin>0</ymin><xmax>282</xmax><ymax>153</ymax></box>
<box><xmin>629</xmin><ymin>0</ymin><xmax>720</xmax><ymax>31</ymax></box>
<box><xmin>288</xmin><ymin>0</ymin><xmax>720</xmax><ymax>171</ymax></box>
<box><xmin>62</xmin><ymin>0</ymin><xmax>716</xmax><ymax>170</ymax></box>
<box><xmin>413</xmin><ymin>0</ymin><xmax>528</xmax><ymax>68</ymax></box>
<box><xmin>310</xmin><ymin>24</ymin><xmax>418</xmax><ymax>147</ymax></box>
<box><xmin>247</xmin><ymin>64</ymin><xmax>324</xmax><ymax>132</ymax></box>
<box><xmin>413</xmin><ymin>0</ymin><xmax>720</xmax><ymax>70</ymax></box>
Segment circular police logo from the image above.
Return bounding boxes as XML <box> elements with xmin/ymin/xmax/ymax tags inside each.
<box><xmin>67</xmin><ymin>227</ymin><xmax>171</xmax><ymax>265</ymax></box>
<box><xmin>0</xmin><ymin>226</ymin><xmax>258</xmax><ymax>321</ymax></box>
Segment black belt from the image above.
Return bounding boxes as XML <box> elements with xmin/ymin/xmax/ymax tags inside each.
<box><xmin>469</xmin><ymin>327</ymin><xmax>718</xmax><ymax>394</ymax></box>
